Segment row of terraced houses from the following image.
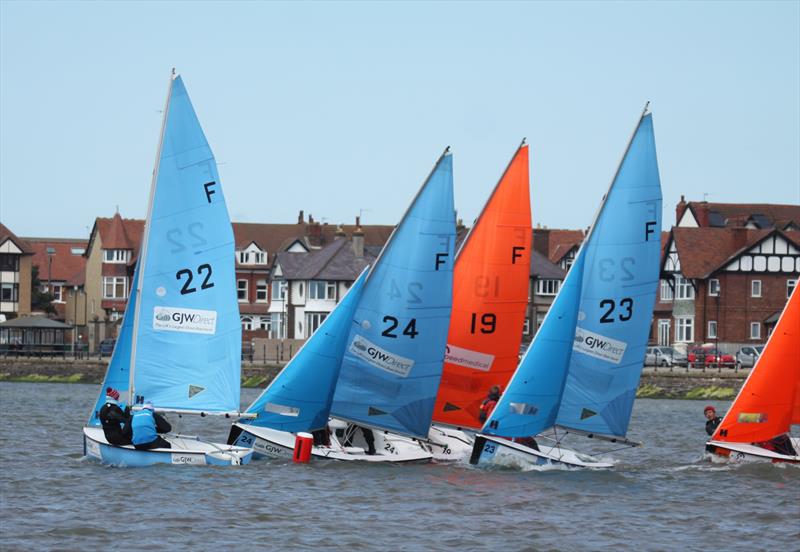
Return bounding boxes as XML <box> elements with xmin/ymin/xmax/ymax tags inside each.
<box><xmin>1</xmin><ymin>199</ymin><xmax>798</xmax><ymax>355</ymax></box>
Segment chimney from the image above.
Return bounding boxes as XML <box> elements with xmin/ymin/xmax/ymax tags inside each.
<box><xmin>309</xmin><ymin>213</ymin><xmax>315</xmax><ymax>224</ymax></box>
<box><xmin>305</xmin><ymin>215</ymin><xmax>322</xmax><ymax>245</ymax></box>
<box><xmin>731</xmin><ymin>227</ymin><xmax>748</xmax><ymax>251</ymax></box>
<box><xmin>532</xmin><ymin>228</ymin><xmax>550</xmax><ymax>257</ymax></box>
<box><xmin>675</xmin><ymin>195</ymin><xmax>687</xmax><ymax>226</ymax></box>
<box><xmin>297</xmin><ymin>210</ymin><xmax>304</xmax><ymax>224</ymax></box>
<box><xmin>352</xmin><ymin>216</ymin><xmax>364</xmax><ymax>258</ymax></box>
<box><xmin>334</xmin><ymin>224</ymin><xmax>346</xmax><ymax>239</ymax></box>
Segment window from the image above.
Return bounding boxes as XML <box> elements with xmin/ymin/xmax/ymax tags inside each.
<box><xmin>660</xmin><ymin>279</ymin><xmax>673</xmax><ymax>301</ymax></box>
<box><xmin>241</xmin><ymin>316</ymin><xmax>253</xmax><ymax>331</ymax></box>
<box><xmin>254</xmin><ymin>251</ymin><xmax>266</xmax><ymax>264</ymax></box>
<box><xmin>51</xmin><ymin>283</ymin><xmax>63</xmax><ymax>302</ymax></box>
<box><xmin>1</xmin><ymin>283</ymin><xmax>19</xmax><ymax>301</ymax></box>
<box><xmin>522</xmin><ymin>318</ymin><xmax>531</xmax><ymax>335</ymax></box>
<box><xmin>256</xmin><ymin>280</ymin><xmax>268</xmax><ymax>302</ymax></box>
<box><xmin>70</xmin><ymin>247</ymin><xmax>85</xmax><ymax>255</ymax></box>
<box><xmin>271</xmin><ymin>313</ymin><xmax>285</xmax><ymax>338</ymax></box>
<box><xmin>271</xmin><ymin>280</ymin><xmax>286</xmax><ymax>300</ymax></box>
<box><xmin>236</xmin><ymin>250</ymin><xmax>250</xmax><ymax>265</ymax></box>
<box><xmin>708</xmin><ymin>279</ymin><xmax>720</xmax><ymax>297</ymax></box>
<box><xmin>109</xmin><ymin>311</ymin><xmax>122</xmax><ymax>322</ymax></box>
<box><xmin>675</xmin><ymin>316</ymin><xmax>694</xmax><ymax>343</ymax></box>
<box><xmin>258</xmin><ymin>317</ymin><xmax>272</xmax><ymax>332</ymax></box>
<box><xmin>102</xmin><ymin>277</ymin><xmax>127</xmax><ymax>299</ymax></box>
<box><xmin>103</xmin><ymin>249</ymin><xmax>129</xmax><ymax>263</ymax></box>
<box><xmin>309</xmin><ymin>280</ymin><xmax>335</xmax><ymax>300</ymax></box>
<box><xmin>675</xmin><ymin>275</ymin><xmax>695</xmax><ymax>300</ymax></box>
<box><xmin>237</xmin><ymin>280</ymin><xmax>248</xmax><ymax>302</ymax></box>
<box><xmin>750</xmin><ymin>322</ymin><xmax>761</xmax><ymax>339</ymax></box>
<box><xmin>788</xmin><ymin>279</ymin><xmax>797</xmax><ymax>298</ymax></box>
<box><xmin>535</xmin><ymin>279</ymin><xmax>560</xmax><ymax>296</ymax></box>
<box><xmin>236</xmin><ymin>249</ymin><xmax>267</xmax><ymax>265</ymax></box>
<box><xmin>305</xmin><ymin>312</ymin><xmax>328</xmax><ymax>336</ymax></box>
<box><xmin>751</xmin><ymin>280</ymin><xmax>762</xmax><ymax>298</ymax></box>
<box><xmin>0</xmin><ymin>254</ymin><xmax>19</xmax><ymax>271</ymax></box>
<box><xmin>707</xmin><ymin>320</ymin><xmax>717</xmax><ymax>339</ymax></box>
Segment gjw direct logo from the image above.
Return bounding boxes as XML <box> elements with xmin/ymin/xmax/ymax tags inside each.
<box><xmin>153</xmin><ymin>306</ymin><xmax>217</xmax><ymax>335</ymax></box>
<box><xmin>349</xmin><ymin>335</ymin><xmax>414</xmax><ymax>377</ymax></box>
<box><xmin>573</xmin><ymin>327</ymin><xmax>627</xmax><ymax>364</ymax></box>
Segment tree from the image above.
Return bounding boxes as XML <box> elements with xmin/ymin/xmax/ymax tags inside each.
<box><xmin>31</xmin><ymin>265</ymin><xmax>56</xmax><ymax>315</ymax></box>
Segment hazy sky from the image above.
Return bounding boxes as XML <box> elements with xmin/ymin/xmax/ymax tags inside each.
<box><xmin>1</xmin><ymin>1</ymin><xmax>798</xmax><ymax>239</ymax></box>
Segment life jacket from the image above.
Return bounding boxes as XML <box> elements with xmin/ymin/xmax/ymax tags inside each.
<box><xmin>131</xmin><ymin>409</ymin><xmax>157</xmax><ymax>445</ymax></box>
<box><xmin>479</xmin><ymin>400</ymin><xmax>498</xmax><ymax>423</ymax></box>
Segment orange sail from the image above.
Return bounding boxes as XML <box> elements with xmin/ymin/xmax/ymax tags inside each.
<box><xmin>432</xmin><ymin>143</ymin><xmax>531</xmax><ymax>429</ymax></box>
<box><xmin>713</xmin><ymin>286</ymin><xmax>800</xmax><ymax>443</ymax></box>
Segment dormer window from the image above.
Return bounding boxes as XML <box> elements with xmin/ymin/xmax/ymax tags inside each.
<box><xmin>236</xmin><ymin>244</ymin><xmax>267</xmax><ymax>265</ymax></box>
<box><xmin>103</xmin><ymin>249</ymin><xmax>129</xmax><ymax>263</ymax></box>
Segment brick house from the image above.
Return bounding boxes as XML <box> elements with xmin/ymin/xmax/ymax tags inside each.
<box><xmin>24</xmin><ymin>238</ymin><xmax>88</xmax><ymax>320</ymax></box>
<box><xmin>0</xmin><ymin>223</ymin><xmax>33</xmax><ymax>319</ymax></box>
<box><xmin>658</xmin><ymin>198</ymin><xmax>800</xmax><ymax>353</ymax></box>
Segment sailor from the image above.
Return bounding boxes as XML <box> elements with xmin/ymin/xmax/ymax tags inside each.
<box><xmin>98</xmin><ymin>387</ymin><xmax>132</xmax><ymax>446</ymax></box>
<box><xmin>479</xmin><ymin>385</ymin><xmax>501</xmax><ymax>423</ymax></box>
<box><xmin>704</xmin><ymin>405</ymin><xmax>722</xmax><ymax>436</ymax></box>
<box><xmin>344</xmin><ymin>423</ymin><xmax>377</xmax><ymax>455</ymax></box>
<box><xmin>131</xmin><ymin>401</ymin><xmax>173</xmax><ymax>450</ymax></box>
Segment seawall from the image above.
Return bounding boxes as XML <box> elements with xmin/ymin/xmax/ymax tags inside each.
<box><xmin>0</xmin><ymin>358</ymin><xmax>747</xmax><ymax>400</ymax></box>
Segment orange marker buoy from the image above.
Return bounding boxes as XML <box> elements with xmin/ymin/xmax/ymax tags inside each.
<box><xmin>293</xmin><ymin>432</ymin><xmax>313</xmax><ymax>463</ymax></box>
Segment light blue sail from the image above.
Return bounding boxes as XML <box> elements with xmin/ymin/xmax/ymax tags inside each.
<box><xmin>87</xmin><ymin>264</ymin><xmax>140</xmax><ymax>426</ymax></box>
<box><xmin>481</xmin><ymin>111</ymin><xmax>661</xmax><ymax>440</ymax></box>
<box><xmin>129</xmin><ymin>75</ymin><xmax>241</xmax><ymax>413</ymax></box>
<box><xmin>241</xmin><ymin>269</ymin><xmax>368</xmax><ymax>433</ymax></box>
<box><xmin>555</xmin><ymin>113</ymin><xmax>661</xmax><ymax>437</ymax></box>
<box><xmin>331</xmin><ymin>152</ymin><xmax>456</xmax><ymax>438</ymax></box>
<box><xmin>481</xmin><ymin>251</ymin><xmax>585</xmax><ymax>438</ymax></box>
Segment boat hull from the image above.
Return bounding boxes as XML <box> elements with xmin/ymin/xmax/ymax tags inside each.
<box><xmin>469</xmin><ymin>434</ymin><xmax>614</xmax><ymax>469</ymax></box>
<box><xmin>426</xmin><ymin>424</ymin><xmax>475</xmax><ymax>462</ymax></box>
<box><xmin>83</xmin><ymin>427</ymin><xmax>252</xmax><ymax>467</ymax></box>
<box><xmin>230</xmin><ymin>423</ymin><xmax>432</xmax><ymax>464</ymax></box>
<box><xmin>705</xmin><ymin>438</ymin><xmax>800</xmax><ymax>464</ymax></box>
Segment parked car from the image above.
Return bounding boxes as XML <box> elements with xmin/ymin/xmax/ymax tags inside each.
<box><xmin>99</xmin><ymin>338</ymin><xmax>116</xmax><ymax>357</ymax></box>
<box><xmin>735</xmin><ymin>345</ymin><xmax>764</xmax><ymax>369</ymax></box>
<box><xmin>645</xmin><ymin>346</ymin><xmax>688</xmax><ymax>367</ymax></box>
<box><xmin>688</xmin><ymin>346</ymin><xmax>735</xmax><ymax>368</ymax></box>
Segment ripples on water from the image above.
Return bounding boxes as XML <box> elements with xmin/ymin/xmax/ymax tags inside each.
<box><xmin>1</xmin><ymin>382</ymin><xmax>797</xmax><ymax>550</ymax></box>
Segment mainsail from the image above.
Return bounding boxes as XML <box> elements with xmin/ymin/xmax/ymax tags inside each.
<box><xmin>331</xmin><ymin>150</ymin><xmax>456</xmax><ymax>438</ymax></box>
<box><xmin>712</xmin><ymin>286</ymin><xmax>800</xmax><ymax>444</ymax></box>
<box><xmin>240</xmin><ymin>269</ymin><xmax>368</xmax><ymax>433</ymax></box>
<box><xmin>433</xmin><ymin>142</ymin><xmax>531</xmax><ymax>429</ymax></box>
<box><xmin>126</xmin><ymin>74</ymin><xmax>242</xmax><ymax>413</ymax></box>
<box><xmin>483</xmin><ymin>108</ymin><xmax>662</xmax><ymax>440</ymax></box>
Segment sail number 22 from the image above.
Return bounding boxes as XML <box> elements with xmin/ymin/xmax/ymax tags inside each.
<box><xmin>176</xmin><ymin>264</ymin><xmax>214</xmax><ymax>295</ymax></box>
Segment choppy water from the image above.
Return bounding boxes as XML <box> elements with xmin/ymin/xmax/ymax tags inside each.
<box><xmin>1</xmin><ymin>382</ymin><xmax>797</xmax><ymax>550</ymax></box>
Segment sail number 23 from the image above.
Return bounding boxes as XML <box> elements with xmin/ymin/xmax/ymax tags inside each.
<box><xmin>599</xmin><ymin>298</ymin><xmax>633</xmax><ymax>323</ymax></box>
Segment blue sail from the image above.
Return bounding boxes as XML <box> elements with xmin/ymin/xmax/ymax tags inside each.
<box><xmin>87</xmin><ymin>264</ymin><xmax>140</xmax><ymax>426</ymax></box>
<box><xmin>129</xmin><ymin>75</ymin><xmax>241</xmax><ymax>413</ymax></box>
<box><xmin>331</xmin><ymin>152</ymin><xmax>456</xmax><ymax>438</ymax></box>
<box><xmin>481</xmin><ymin>251</ymin><xmax>585</xmax><ymax>438</ymax></box>
<box><xmin>555</xmin><ymin>113</ymin><xmax>662</xmax><ymax>437</ymax></box>
<box><xmin>241</xmin><ymin>269</ymin><xmax>368</xmax><ymax>433</ymax></box>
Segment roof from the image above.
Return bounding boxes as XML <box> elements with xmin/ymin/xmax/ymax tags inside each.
<box><xmin>533</xmin><ymin>228</ymin><xmax>585</xmax><ymax>263</ymax></box>
<box><xmin>530</xmin><ymin>249</ymin><xmax>567</xmax><ymax>280</ymax></box>
<box><xmin>275</xmin><ymin>238</ymin><xmax>374</xmax><ymax>281</ymax></box>
<box><xmin>86</xmin><ymin>214</ymin><xmax>144</xmax><ymax>262</ymax></box>
<box><xmin>0</xmin><ymin>315</ymin><xmax>72</xmax><ymax>329</ymax></box>
<box><xmin>23</xmin><ymin>238</ymin><xmax>88</xmax><ymax>282</ymax></box>
<box><xmin>0</xmin><ymin>223</ymin><xmax>33</xmax><ymax>254</ymax></box>
<box><xmin>669</xmin><ymin>227</ymin><xmax>800</xmax><ymax>279</ymax></box>
<box><xmin>684</xmin><ymin>201</ymin><xmax>800</xmax><ymax>229</ymax></box>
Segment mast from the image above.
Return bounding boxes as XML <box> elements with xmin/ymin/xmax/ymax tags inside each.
<box><xmin>365</xmin><ymin>146</ymin><xmax>451</xmax><ymax>281</ymax></box>
<box><xmin>128</xmin><ymin>69</ymin><xmax>176</xmax><ymax>404</ymax></box>
<box><xmin>455</xmin><ymin>138</ymin><xmax>526</xmax><ymax>260</ymax></box>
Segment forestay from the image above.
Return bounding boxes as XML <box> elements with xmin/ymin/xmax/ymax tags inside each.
<box><xmin>240</xmin><ymin>269</ymin><xmax>368</xmax><ymax>433</ymax></box>
<box><xmin>331</xmin><ymin>151</ymin><xmax>456</xmax><ymax>438</ymax></box>
<box><xmin>128</xmin><ymin>75</ymin><xmax>241</xmax><ymax>414</ymax></box>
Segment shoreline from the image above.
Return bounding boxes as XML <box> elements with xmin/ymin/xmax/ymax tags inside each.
<box><xmin>0</xmin><ymin>358</ymin><xmax>748</xmax><ymax>399</ymax></box>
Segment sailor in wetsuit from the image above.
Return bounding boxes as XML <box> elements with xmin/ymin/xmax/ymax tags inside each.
<box><xmin>98</xmin><ymin>387</ymin><xmax>132</xmax><ymax>446</ymax></box>
<box><xmin>704</xmin><ymin>405</ymin><xmax>722</xmax><ymax>436</ymax></box>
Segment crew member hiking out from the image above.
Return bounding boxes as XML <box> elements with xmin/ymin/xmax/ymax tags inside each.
<box><xmin>479</xmin><ymin>385</ymin><xmax>501</xmax><ymax>423</ymax></box>
<box><xmin>131</xmin><ymin>402</ymin><xmax>172</xmax><ymax>450</ymax></box>
<box><xmin>98</xmin><ymin>387</ymin><xmax>132</xmax><ymax>446</ymax></box>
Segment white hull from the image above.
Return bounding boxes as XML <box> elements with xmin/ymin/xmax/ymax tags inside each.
<box><xmin>231</xmin><ymin>422</ymin><xmax>432</xmax><ymax>464</ymax></box>
<box><xmin>705</xmin><ymin>438</ymin><xmax>800</xmax><ymax>464</ymax></box>
<box><xmin>426</xmin><ymin>424</ymin><xmax>475</xmax><ymax>462</ymax></box>
<box><xmin>469</xmin><ymin>434</ymin><xmax>614</xmax><ymax>469</ymax></box>
<box><xmin>83</xmin><ymin>427</ymin><xmax>252</xmax><ymax>467</ymax></box>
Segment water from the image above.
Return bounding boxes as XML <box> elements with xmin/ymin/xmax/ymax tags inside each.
<box><xmin>1</xmin><ymin>382</ymin><xmax>797</xmax><ymax>550</ymax></box>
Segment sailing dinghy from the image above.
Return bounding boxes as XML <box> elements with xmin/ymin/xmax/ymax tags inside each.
<box><xmin>427</xmin><ymin>141</ymin><xmax>532</xmax><ymax>461</ymax></box>
<box><xmin>705</xmin><ymin>286</ymin><xmax>799</xmax><ymax>464</ymax></box>
<box><xmin>229</xmin><ymin>150</ymin><xmax>456</xmax><ymax>463</ymax></box>
<box><xmin>83</xmin><ymin>72</ymin><xmax>252</xmax><ymax>467</ymax></box>
<box><xmin>469</xmin><ymin>105</ymin><xmax>662</xmax><ymax>469</ymax></box>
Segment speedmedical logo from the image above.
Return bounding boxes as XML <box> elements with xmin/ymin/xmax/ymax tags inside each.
<box><xmin>444</xmin><ymin>344</ymin><xmax>494</xmax><ymax>371</ymax></box>
<box><xmin>572</xmin><ymin>327</ymin><xmax>627</xmax><ymax>364</ymax></box>
<box><xmin>153</xmin><ymin>306</ymin><xmax>217</xmax><ymax>335</ymax></box>
<box><xmin>349</xmin><ymin>335</ymin><xmax>414</xmax><ymax>377</ymax></box>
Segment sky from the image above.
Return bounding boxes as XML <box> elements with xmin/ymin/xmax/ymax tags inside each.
<box><xmin>1</xmin><ymin>1</ymin><xmax>798</xmax><ymax>239</ymax></box>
